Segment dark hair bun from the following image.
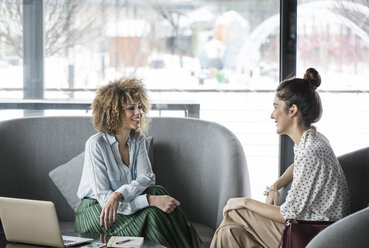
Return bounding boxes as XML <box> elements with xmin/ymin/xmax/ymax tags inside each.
<box><xmin>303</xmin><ymin>68</ymin><xmax>321</xmax><ymax>90</ymax></box>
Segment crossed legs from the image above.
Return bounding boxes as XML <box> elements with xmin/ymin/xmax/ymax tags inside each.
<box><xmin>211</xmin><ymin>208</ymin><xmax>284</xmax><ymax>248</ymax></box>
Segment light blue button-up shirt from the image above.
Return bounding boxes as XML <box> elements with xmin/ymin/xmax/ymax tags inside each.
<box><xmin>77</xmin><ymin>132</ymin><xmax>155</xmax><ymax>215</ymax></box>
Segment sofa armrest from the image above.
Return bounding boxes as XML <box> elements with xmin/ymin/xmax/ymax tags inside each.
<box><xmin>307</xmin><ymin>207</ymin><xmax>369</xmax><ymax>248</ymax></box>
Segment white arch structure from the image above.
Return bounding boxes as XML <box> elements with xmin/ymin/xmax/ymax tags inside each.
<box><xmin>237</xmin><ymin>1</ymin><xmax>369</xmax><ymax>72</ymax></box>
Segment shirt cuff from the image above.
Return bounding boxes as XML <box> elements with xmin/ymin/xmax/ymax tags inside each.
<box><xmin>133</xmin><ymin>194</ymin><xmax>149</xmax><ymax>210</ymax></box>
<box><xmin>116</xmin><ymin>186</ymin><xmax>134</xmax><ymax>202</ymax></box>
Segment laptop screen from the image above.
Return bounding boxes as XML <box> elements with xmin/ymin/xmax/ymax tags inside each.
<box><xmin>0</xmin><ymin>197</ymin><xmax>92</xmax><ymax>247</ymax></box>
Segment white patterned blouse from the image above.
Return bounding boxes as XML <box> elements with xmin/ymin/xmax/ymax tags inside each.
<box><xmin>280</xmin><ymin>127</ymin><xmax>350</xmax><ymax>221</ymax></box>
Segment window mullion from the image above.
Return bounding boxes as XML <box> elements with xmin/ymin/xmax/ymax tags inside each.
<box><xmin>279</xmin><ymin>0</ymin><xmax>297</xmax><ymax>175</ymax></box>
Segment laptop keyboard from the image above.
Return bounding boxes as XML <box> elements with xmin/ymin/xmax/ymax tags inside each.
<box><xmin>63</xmin><ymin>239</ymin><xmax>75</xmax><ymax>244</ymax></box>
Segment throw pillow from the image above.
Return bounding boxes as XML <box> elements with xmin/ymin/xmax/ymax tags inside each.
<box><xmin>49</xmin><ymin>152</ymin><xmax>85</xmax><ymax>212</ymax></box>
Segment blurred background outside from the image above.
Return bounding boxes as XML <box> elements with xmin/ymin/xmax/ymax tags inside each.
<box><xmin>1</xmin><ymin>0</ymin><xmax>368</xmax><ymax>200</ymax></box>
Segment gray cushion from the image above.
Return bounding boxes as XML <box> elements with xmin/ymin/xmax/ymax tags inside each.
<box><xmin>49</xmin><ymin>152</ymin><xmax>85</xmax><ymax>212</ymax></box>
<box><xmin>49</xmin><ymin>136</ymin><xmax>154</xmax><ymax>212</ymax></box>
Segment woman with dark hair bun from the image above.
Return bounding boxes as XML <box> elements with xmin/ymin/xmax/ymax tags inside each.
<box><xmin>275</xmin><ymin>67</ymin><xmax>323</xmax><ymax>127</ymax></box>
<box><xmin>210</xmin><ymin>68</ymin><xmax>350</xmax><ymax>248</ymax></box>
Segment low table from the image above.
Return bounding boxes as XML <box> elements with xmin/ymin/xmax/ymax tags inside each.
<box><xmin>0</xmin><ymin>229</ymin><xmax>166</xmax><ymax>248</ymax></box>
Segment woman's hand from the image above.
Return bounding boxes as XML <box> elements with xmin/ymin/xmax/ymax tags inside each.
<box><xmin>148</xmin><ymin>195</ymin><xmax>180</xmax><ymax>214</ymax></box>
<box><xmin>265</xmin><ymin>188</ymin><xmax>279</xmax><ymax>205</ymax></box>
<box><xmin>99</xmin><ymin>234</ymin><xmax>109</xmax><ymax>244</ymax></box>
<box><xmin>222</xmin><ymin>197</ymin><xmax>248</xmax><ymax>216</ymax></box>
<box><xmin>100</xmin><ymin>192</ymin><xmax>122</xmax><ymax>230</ymax></box>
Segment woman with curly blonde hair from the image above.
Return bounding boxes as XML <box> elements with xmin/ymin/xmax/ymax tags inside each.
<box><xmin>75</xmin><ymin>78</ymin><xmax>203</xmax><ymax>248</ymax></box>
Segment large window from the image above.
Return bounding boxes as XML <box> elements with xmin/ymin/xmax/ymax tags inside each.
<box><xmin>297</xmin><ymin>0</ymin><xmax>369</xmax><ymax>156</ymax></box>
<box><xmin>0</xmin><ymin>0</ymin><xmax>281</xmax><ymax>199</ymax></box>
<box><xmin>4</xmin><ymin>1</ymin><xmax>367</xmax><ymax>200</ymax></box>
<box><xmin>0</xmin><ymin>0</ymin><xmax>23</xmax><ymax>98</ymax></box>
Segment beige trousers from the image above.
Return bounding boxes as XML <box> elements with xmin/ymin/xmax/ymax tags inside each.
<box><xmin>210</xmin><ymin>208</ymin><xmax>285</xmax><ymax>248</ymax></box>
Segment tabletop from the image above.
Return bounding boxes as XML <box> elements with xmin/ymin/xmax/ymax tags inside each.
<box><xmin>0</xmin><ymin>229</ymin><xmax>166</xmax><ymax>248</ymax></box>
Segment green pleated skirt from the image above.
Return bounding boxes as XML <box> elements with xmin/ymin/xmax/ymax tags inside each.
<box><xmin>75</xmin><ymin>185</ymin><xmax>204</xmax><ymax>248</ymax></box>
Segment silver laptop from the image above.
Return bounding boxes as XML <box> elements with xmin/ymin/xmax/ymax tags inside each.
<box><xmin>0</xmin><ymin>197</ymin><xmax>94</xmax><ymax>247</ymax></box>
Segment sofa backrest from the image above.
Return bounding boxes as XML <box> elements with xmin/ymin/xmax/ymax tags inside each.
<box><xmin>337</xmin><ymin>146</ymin><xmax>369</xmax><ymax>213</ymax></box>
<box><xmin>0</xmin><ymin>116</ymin><xmax>96</xmax><ymax>221</ymax></box>
<box><xmin>0</xmin><ymin>116</ymin><xmax>250</xmax><ymax>229</ymax></box>
<box><xmin>147</xmin><ymin>117</ymin><xmax>250</xmax><ymax>228</ymax></box>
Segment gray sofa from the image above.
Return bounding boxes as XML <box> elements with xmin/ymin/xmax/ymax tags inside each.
<box><xmin>279</xmin><ymin>146</ymin><xmax>369</xmax><ymax>248</ymax></box>
<box><xmin>0</xmin><ymin>116</ymin><xmax>250</xmax><ymax>247</ymax></box>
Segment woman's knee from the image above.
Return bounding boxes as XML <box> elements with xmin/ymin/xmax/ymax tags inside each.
<box><xmin>219</xmin><ymin>224</ymin><xmax>245</xmax><ymax>233</ymax></box>
<box><xmin>144</xmin><ymin>206</ymin><xmax>169</xmax><ymax>224</ymax></box>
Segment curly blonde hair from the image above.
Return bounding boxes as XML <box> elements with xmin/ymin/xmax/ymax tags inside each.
<box><xmin>91</xmin><ymin>78</ymin><xmax>151</xmax><ymax>135</ymax></box>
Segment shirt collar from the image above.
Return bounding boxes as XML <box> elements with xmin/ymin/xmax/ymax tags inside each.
<box><xmin>295</xmin><ymin>126</ymin><xmax>316</xmax><ymax>151</ymax></box>
<box><xmin>127</xmin><ymin>132</ymin><xmax>134</xmax><ymax>144</ymax></box>
<box><xmin>105</xmin><ymin>133</ymin><xmax>117</xmax><ymax>145</ymax></box>
<box><xmin>105</xmin><ymin>132</ymin><xmax>134</xmax><ymax>146</ymax></box>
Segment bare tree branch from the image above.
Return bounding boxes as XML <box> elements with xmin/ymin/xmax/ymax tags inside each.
<box><xmin>0</xmin><ymin>0</ymin><xmax>107</xmax><ymax>58</ymax></box>
<box><xmin>336</xmin><ymin>0</ymin><xmax>369</xmax><ymax>35</ymax></box>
